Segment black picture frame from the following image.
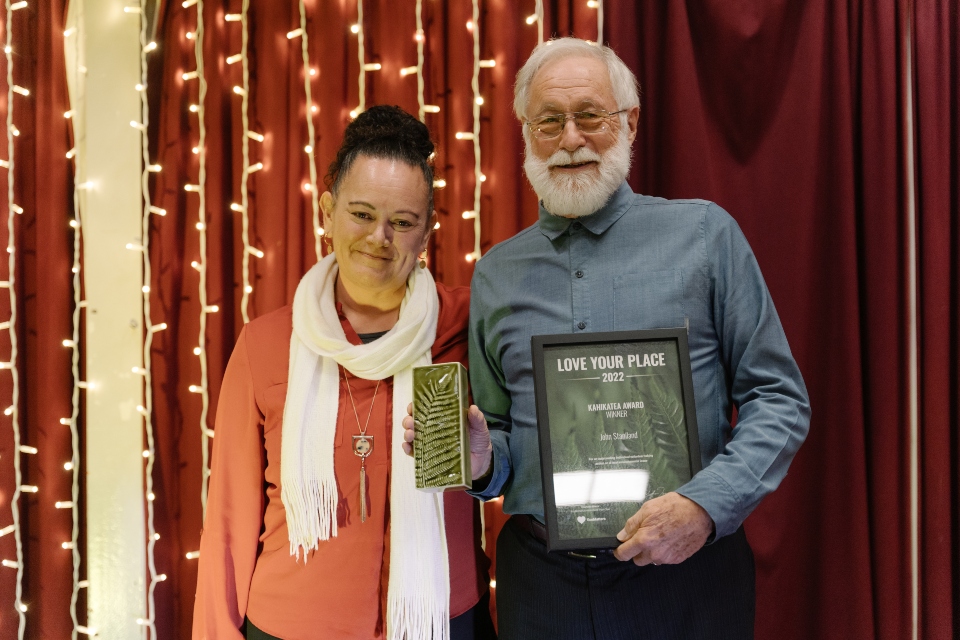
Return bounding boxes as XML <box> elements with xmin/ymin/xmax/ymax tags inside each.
<box><xmin>531</xmin><ymin>328</ymin><xmax>702</xmax><ymax>552</ymax></box>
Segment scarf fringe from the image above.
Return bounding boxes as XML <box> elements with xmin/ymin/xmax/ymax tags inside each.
<box><xmin>283</xmin><ymin>475</ymin><xmax>339</xmax><ymax>560</ymax></box>
<box><xmin>387</xmin><ymin>591</ymin><xmax>449</xmax><ymax>640</ymax></box>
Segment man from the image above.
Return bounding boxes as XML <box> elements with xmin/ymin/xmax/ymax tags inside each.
<box><xmin>407</xmin><ymin>38</ymin><xmax>810</xmax><ymax>639</ymax></box>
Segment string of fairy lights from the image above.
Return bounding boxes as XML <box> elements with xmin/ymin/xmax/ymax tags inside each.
<box><xmin>225</xmin><ymin>2</ymin><xmax>267</xmax><ymax>325</ymax></box>
<box><xmin>402</xmin><ymin>1</ymin><xmax>447</xmax><ymax>234</ymax></box>
<box><xmin>127</xmin><ymin>0</ymin><xmax>166</xmax><ymax>635</ymax></box>
<box><xmin>460</xmin><ymin>0</ymin><xmax>484</xmax><ymax>263</ymax></box>
<box><xmin>229</xmin><ymin>1</ymin><xmax>256</xmax><ymax>322</ymax></box>
<box><xmin>293</xmin><ymin>0</ymin><xmax>322</xmax><ymax>259</ymax></box>
<box><xmin>182</xmin><ymin>0</ymin><xmax>217</xmax><ymax>529</ymax></box>
<box><xmin>352</xmin><ymin>0</ymin><xmax>366</xmax><ymax>117</ymax></box>
<box><xmin>0</xmin><ymin>1</ymin><xmax>29</xmax><ymax>636</ymax></box>
<box><xmin>458</xmin><ymin>1</ymin><xmax>503</xmax><ymax>264</ymax></box>
<box><xmin>590</xmin><ymin>0</ymin><xmax>603</xmax><ymax>41</ymax></box>
<box><xmin>527</xmin><ymin>1</ymin><xmax>544</xmax><ymax>44</ymax></box>
<box><xmin>62</xmin><ymin>6</ymin><xmax>90</xmax><ymax>638</ymax></box>
<box><xmin>413</xmin><ymin>0</ymin><xmax>426</xmax><ymax>121</ymax></box>
<box><xmin>349</xmin><ymin>0</ymin><xmax>387</xmax><ymax>125</ymax></box>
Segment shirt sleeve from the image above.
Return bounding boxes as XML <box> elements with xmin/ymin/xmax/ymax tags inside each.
<box><xmin>193</xmin><ymin>328</ymin><xmax>266</xmax><ymax>639</ymax></box>
<box><xmin>465</xmin><ymin>267</ymin><xmax>514</xmax><ymax>502</ymax></box>
<box><xmin>676</xmin><ymin>203</ymin><xmax>811</xmax><ymax>538</ymax></box>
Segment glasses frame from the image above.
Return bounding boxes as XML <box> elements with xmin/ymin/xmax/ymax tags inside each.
<box><xmin>524</xmin><ymin>109</ymin><xmax>628</xmax><ymax>140</ymax></box>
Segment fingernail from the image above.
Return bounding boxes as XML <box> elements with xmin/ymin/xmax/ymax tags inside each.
<box><xmin>616</xmin><ymin>529</ymin><xmax>626</xmax><ymax>541</ymax></box>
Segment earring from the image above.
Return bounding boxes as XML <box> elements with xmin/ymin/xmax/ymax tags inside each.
<box><xmin>323</xmin><ymin>235</ymin><xmax>333</xmax><ymax>253</ymax></box>
<box><xmin>418</xmin><ymin>252</ymin><xmax>427</xmax><ymax>269</ymax></box>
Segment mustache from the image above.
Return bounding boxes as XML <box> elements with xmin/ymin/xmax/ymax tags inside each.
<box><xmin>546</xmin><ymin>148</ymin><xmax>603</xmax><ymax>168</ymax></box>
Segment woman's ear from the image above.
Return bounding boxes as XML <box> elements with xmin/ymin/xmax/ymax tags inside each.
<box><xmin>421</xmin><ymin>210</ymin><xmax>436</xmax><ymax>253</ymax></box>
<box><xmin>320</xmin><ymin>191</ymin><xmax>335</xmax><ymax>230</ymax></box>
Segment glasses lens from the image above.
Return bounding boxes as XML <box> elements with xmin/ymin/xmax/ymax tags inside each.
<box><xmin>574</xmin><ymin>112</ymin><xmax>607</xmax><ymax>133</ymax></box>
<box><xmin>534</xmin><ymin>115</ymin><xmax>564</xmax><ymax>138</ymax></box>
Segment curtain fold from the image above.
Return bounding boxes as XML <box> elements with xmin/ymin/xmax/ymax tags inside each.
<box><xmin>913</xmin><ymin>1</ymin><xmax>960</xmax><ymax>637</ymax></box>
<box><xmin>0</xmin><ymin>1</ymin><xmax>956</xmax><ymax>638</ymax></box>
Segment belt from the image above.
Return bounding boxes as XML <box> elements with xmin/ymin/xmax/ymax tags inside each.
<box><xmin>511</xmin><ymin>514</ymin><xmax>609</xmax><ymax>559</ymax></box>
<box><xmin>512</xmin><ymin>514</ymin><xmax>549</xmax><ymax>544</ymax></box>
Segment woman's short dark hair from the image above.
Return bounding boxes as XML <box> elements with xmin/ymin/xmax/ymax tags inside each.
<box><xmin>325</xmin><ymin>105</ymin><xmax>435</xmax><ymax>213</ymax></box>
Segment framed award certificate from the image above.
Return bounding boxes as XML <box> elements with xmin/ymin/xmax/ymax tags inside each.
<box><xmin>531</xmin><ymin>328</ymin><xmax>701</xmax><ymax>552</ymax></box>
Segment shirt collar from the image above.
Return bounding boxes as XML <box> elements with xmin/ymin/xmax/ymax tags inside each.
<box><xmin>537</xmin><ymin>181</ymin><xmax>634</xmax><ymax>240</ymax></box>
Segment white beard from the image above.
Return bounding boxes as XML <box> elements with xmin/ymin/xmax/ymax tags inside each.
<box><xmin>523</xmin><ymin>129</ymin><xmax>633</xmax><ymax>218</ymax></box>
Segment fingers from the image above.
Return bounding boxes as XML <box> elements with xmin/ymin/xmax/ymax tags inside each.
<box><xmin>467</xmin><ymin>404</ymin><xmax>488</xmax><ymax>433</ymax></box>
<box><xmin>616</xmin><ymin>508</ymin><xmax>643</xmax><ymax>543</ymax></box>
<box><xmin>401</xmin><ymin>403</ymin><xmax>416</xmax><ymax>457</ymax></box>
<box><xmin>612</xmin><ymin>500</ymin><xmax>647</xmax><ymax>560</ymax></box>
<box><xmin>632</xmin><ymin>548</ymin><xmax>658</xmax><ymax>567</ymax></box>
<box><xmin>614</xmin><ymin>523</ymin><xmax>666</xmax><ymax>566</ymax></box>
<box><xmin>613</xmin><ymin>527</ymin><xmax>649</xmax><ymax>563</ymax></box>
<box><xmin>466</xmin><ymin>405</ymin><xmax>494</xmax><ymax>480</ymax></box>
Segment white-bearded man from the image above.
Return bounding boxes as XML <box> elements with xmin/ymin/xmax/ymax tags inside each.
<box><xmin>404</xmin><ymin>37</ymin><xmax>811</xmax><ymax>640</ymax></box>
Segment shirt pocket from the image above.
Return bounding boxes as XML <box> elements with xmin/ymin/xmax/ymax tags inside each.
<box><xmin>613</xmin><ymin>269</ymin><xmax>686</xmax><ymax>330</ymax></box>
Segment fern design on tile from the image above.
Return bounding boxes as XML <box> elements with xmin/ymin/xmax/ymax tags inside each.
<box><xmin>414</xmin><ymin>377</ymin><xmax>463</xmax><ymax>488</ymax></box>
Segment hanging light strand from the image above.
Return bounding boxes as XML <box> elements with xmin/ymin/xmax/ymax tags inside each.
<box><xmin>64</xmin><ymin>10</ymin><xmax>86</xmax><ymax>639</ymax></box>
<box><xmin>535</xmin><ymin>0</ymin><xmax>544</xmax><ymax>45</ymax></box>
<box><xmin>237</xmin><ymin>0</ymin><xmax>255</xmax><ymax>319</ymax></box>
<box><xmin>3</xmin><ymin>0</ymin><xmax>26</xmax><ymax>635</ymax></box>
<box><xmin>136</xmin><ymin>0</ymin><xmax>161</xmax><ymax>635</ymax></box>
<box><xmin>194</xmin><ymin>1</ymin><xmax>212</xmax><ymax>519</ymax></box>
<box><xmin>67</xmin><ymin>141</ymin><xmax>83</xmax><ymax>639</ymax></box>
<box><xmin>355</xmin><ymin>0</ymin><xmax>365</xmax><ymax>114</ymax></box>
<box><xmin>297</xmin><ymin>0</ymin><xmax>321</xmax><ymax>260</ymax></box>
<box><xmin>469</xmin><ymin>0</ymin><xmax>482</xmax><ymax>261</ymax></box>
<box><xmin>596</xmin><ymin>0</ymin><xmax>603</xmax><ymax>44</ymax></box>
<box><xmin>415</xmin><ymin>0</ymin><xmax>425</xmax><ymax>121</ymax></box>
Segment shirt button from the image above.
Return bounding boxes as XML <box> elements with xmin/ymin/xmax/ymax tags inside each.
<box><xmin>575</xmin><ymin>270</ymin><xmax>584</xmax><ymax>278</ymax></box>
<box><xmin>571</xmin><ymin>222</ymin><xmax>582</xmax><ymax>231</ymax></box>
<box><xmin>578</xmin><ymin>321</ymin><xmax>586</xmax><ymax>330</ymax></box>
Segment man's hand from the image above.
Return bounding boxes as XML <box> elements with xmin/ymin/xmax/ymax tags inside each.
<box><xmin>613</xmin><ymin>492</ymin><xmax>714</xmax><ymax>566</ymax></box>
<box><xmin>402</xmin><ymin>404</ymin><xmax>493</xmax><ymax>481</ymax></box>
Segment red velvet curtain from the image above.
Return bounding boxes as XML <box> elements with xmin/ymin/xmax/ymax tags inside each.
<box><xmin>0</xmin><ymin>1</ymin><xmax>957</xmax><ymax>638</ymax></box>
<box><xmin>617</xmin><ymin>2</ymin><xmax>910</xmax><ymax>638</ymax></box>
<box><xmin>913</xmin><ymin>1</ymin><xmax>959</xmax><ymax>637</ymax></box>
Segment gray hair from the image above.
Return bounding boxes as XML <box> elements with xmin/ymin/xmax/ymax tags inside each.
<box><xmin>513</xmin><ymin>38</ymin><xmax>640</xmax><ymax>121</ymax></box>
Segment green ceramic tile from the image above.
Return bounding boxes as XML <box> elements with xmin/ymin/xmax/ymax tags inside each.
<box><xmin>412</xmin><ymin>363</ymin><xmax>472</xmax><ymax>491</ymax></box>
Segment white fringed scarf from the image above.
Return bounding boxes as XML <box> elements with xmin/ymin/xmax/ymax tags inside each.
<box><xmin>281</xmin><ymin>253</ymin><xmax>449</xmax><ymax>640</ymax></box>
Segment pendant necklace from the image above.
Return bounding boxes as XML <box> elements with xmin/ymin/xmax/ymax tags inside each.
<box><xmin>342</xmin><ymin>366</ymin><xmax>381</xmax><ymax>523</ymax></box>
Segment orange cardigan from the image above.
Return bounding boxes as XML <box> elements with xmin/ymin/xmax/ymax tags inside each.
<box><xmin>193</xmin><ymin>283</ymin><xmax>488</xmax><ymax>639</ymax></box>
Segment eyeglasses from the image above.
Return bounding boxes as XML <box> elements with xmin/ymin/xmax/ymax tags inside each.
<box><xmin>524</xmin><ymin>109</ymin><xmax>627</xmax><ymax>139</ymax></box>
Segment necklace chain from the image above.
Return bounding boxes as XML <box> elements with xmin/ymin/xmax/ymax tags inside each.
<box><xmin>342</xmin><ymin>366</ymin><xmax>381</xmax><ymax>437</ymax></box>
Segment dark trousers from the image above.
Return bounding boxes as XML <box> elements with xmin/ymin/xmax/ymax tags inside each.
<box><xmin>495</xmin><ymin>516</ymin><xmax>755</xmax><ymax>640</ymax></box>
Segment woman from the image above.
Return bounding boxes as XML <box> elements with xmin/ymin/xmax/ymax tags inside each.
<box><xmin>193</xmin><ymin>106</ymin><xmax>493</xmax><ymax>639</ymax></box>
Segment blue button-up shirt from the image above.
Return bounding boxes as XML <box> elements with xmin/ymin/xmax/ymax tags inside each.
<box><xmin>467</xmin><ymin>182</ymin><xmax>810</xmax><ymax>539</ymax></box>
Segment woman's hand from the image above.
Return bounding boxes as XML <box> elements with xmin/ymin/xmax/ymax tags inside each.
<box><xmin>402</xmin><ymin>404</ymin><xmax>493</xmax><ymax>480</ymax></box>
